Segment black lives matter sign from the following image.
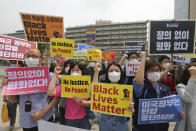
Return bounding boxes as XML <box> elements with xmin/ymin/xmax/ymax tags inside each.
<box><xmin>125</xmin><ymin>42</ymin><xmax>145</xmax><ymax>53</ymax></box>
<box><xmin>149</xmin><ymin>21</ymin><xmax>195</xmax><ymax>54</ymax></box>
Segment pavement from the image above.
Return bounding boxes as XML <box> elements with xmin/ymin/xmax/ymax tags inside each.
<box><xmin>0</xmin><ymin>74</ymin><xmax>176</xmax><ymax>131</ymax></box>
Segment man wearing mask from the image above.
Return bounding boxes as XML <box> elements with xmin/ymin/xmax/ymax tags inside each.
<box><xmin>158</xmin><ymin>55</ymin><xmax>176</xmax><ymax>95</ymax></box>
<box><xmin>3</xmin><ymin>49</ymin><xmax>58</xmax><ymax>131</ymax></box>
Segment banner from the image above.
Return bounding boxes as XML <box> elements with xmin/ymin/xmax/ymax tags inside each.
<box><xmin>61</xmin><ymin>76</ymin><xmax>91</xmax><ymax>98</ymax></box>
<box><xmin>180</xmin><ymin>54</ymin><xmax>196</xmax><ymax>58</ymax></box>
<box><xmin>87</xmin><ymin>49</ymin><xmax>102</xmax><ymax>61</ymax></box>
<box><xmin>125</xmin><ymin>42</ymin><xmax>145</xmax><ymax>53</ymax></box>
<box><xmin>126</xmin><ymin>60</ymin><xmax>140</xmax><ymax>76</ymax></box>
<box><xmin>3</xmin><ymin>67</ymin><xmax>49</xmax><ymax>95</ymax></box>
<box><xmin>138</xmin><ymin>95</ymin><xmax>182</xmax><ymax>124</ymax></box>
<box><xmin>0</xmin><ymin>35</ymin><xmax>36</xmax><ymax>60</ymax></box>
<box><xmin>91</xmin><ymin>83</ymin><xmax>133</xmax><ymax>117</ymax></box>
<box><xmin>149</xmin><ymin>21</ymin><xmax>195</xmax><ymax>54</ymax></box>
<box><xmin>50</xmin><ymin>38</ymin><xmax>74</xmax><ymax>57</ymax></box>
<box><xmin>167</xmin><ymin>55</ymin><xmax>190</xmax><ymax>63</ymax></box>
<box><xmin>104</xmin><ymin>51</ymin><xmax>116</xmax><ymax>61</ymax></box>
<box><xmin>20</xmin><ymin>13</ymin><xmax>64</xmax><ymax>42</ymax></box>
<box><xmin>71</xmin><ymin>51</ymin><xmax>87</xmax><ymax>60</ymax></box>
<box><xmin>38</xmin><ymin>120</ymin><xmax>90</xmax><ymax>131</ymax></box>
<box><xmin>78</xmin><ymin>44</ymin><xmax>95</xmax><ymax>51</ymax></box>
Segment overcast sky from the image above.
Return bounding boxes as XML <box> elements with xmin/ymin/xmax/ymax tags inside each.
<box><xmin>0</xmin><ymin>0</ymin><xmax>174</xmax><ymax>34</ymax></box>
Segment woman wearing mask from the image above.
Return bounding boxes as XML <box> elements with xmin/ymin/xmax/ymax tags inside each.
<box><xmin>47</xmin><ymin>61</ymin><xmax>91</xmax><ymax>130</ymax></box>
<box><xmin>93</xmin><ymin>62</ymin><xmax>135</xmax><ymax>131</ymax></box>
<box><xmin>174</xmin><ymin>64</ymin><xmax>196</xmax><ymax>131</ymax></box>
<box><xmin>133</xmin><ymin>52</ymin><xmax>184</xmax><ymax>131</ymax></box>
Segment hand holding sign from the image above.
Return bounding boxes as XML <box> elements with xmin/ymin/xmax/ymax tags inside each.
<box><xmin>139</xmin><ymin>52</ymin><xmax>147</xmax><ymax>60</ymax></box>
<box><xmin>127</xmin><ymin>103</ymin><xmax>135</xmax><ymax>113</ymax></box>
<box><xmin>73</xmin><ymin>96</ymin><xmax>83</xmax><ymax>105</ymax></box>
<box><xmin>122</xmin><ymin>54</ymin><xmax>128</xmax><ymax>60</ymax></box>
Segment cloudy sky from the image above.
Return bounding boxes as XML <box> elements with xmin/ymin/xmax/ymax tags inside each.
<box><xmin>0</xmin><ymin>0</ymin><xmax>174</xmax><ymax>34</ymax></box>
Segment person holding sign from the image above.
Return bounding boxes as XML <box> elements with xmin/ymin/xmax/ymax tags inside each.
<box><xmin>2</xmin><ymin>49</ymin><xmax>59</xmax><ymax>131</ymax></box>
<box><xmin>93</xmin><ymin>62</ymin><xmax>135</xmax><ymax>131</ymax></box>
<box><xmin>47</xmin><ymin>61</ymin><xmax>91</xmax><ymax>130</ymax></box>
<box><xmin>132</xmin><ymin>52</ymin><xmax>184</xmax><ymax>131</ymax></box>
<box><xmin>174</xmin><ymin>64</ymin><xmax>196</xmax><ymax>131</ymax></box>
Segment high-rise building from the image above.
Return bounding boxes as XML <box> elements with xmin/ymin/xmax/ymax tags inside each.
<box><xmin>66</xmin><ymin>20</ymin><xmax>148</xmax><ymax>60</ymax></box>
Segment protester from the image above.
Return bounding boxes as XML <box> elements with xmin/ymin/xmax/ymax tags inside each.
<box><xmin>47</xmin><ymin>61</ymin><xmax>91</xmax><ymax>130</ymax></box>
<box><xmin>174</xmin><ymin>63</ymin><xmax>196</xmax><ymax>131</ymax></box>
<box><xmin>132</xmin><ymin>52</ymin><xmax>184</xmax><ymax>131</ymax></box>
<box><xmin>158</xmin><ymin>55</ymin><xmax>176</xmax><ymax>95</ymax></box>
<box><xmin>93</xmin><ymin>62</ymin><xmax>135</xmax><ymax>131</ymax></box>
<box><xmin>2</xmin><ymin>49</ymin><xmax>58</xmax><ymax>131</ymax></box>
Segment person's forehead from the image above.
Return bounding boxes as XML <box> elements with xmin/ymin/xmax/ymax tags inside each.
<box><xmin>109</xmin><ymin>65</ymin><xmax>120</xmax><ymax>70</ymax></box>
<box><xmin>26</xmin><ymin>49</ymin><xmax>41</xmax><ymax>55</ymax></box>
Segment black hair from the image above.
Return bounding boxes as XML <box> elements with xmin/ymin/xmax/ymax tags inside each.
<box><xmin>145</xmin><ymin>60</ymin><xmax>160</xmax><ymax>76</ymax></box>
<box><xmin>180</xmin><ymin>63</ymin><xmax>196</xmax><ymax>85</ymax></box>
<box><xmin>127</xmin><ymin>52</ymin><xmax>139</xmax><ymax>59</ymax></box>
<box><xmin>49</xmin><ymin>63</ymin><xmax>56</xmax><ymax>73</ymax></box>
<box><xmin>61</xmin><ymin>60</ymin><xmax>73</xmax><ymax>74</ymax></box>
<box><xmin>104</xmin><ymin>62</ymin><xmax>125</xmax><ymax>84</ymax></box>
<box><xmin>158</xmin><ymin>55</ymin><xmax>170</xmax><ymax>63</ymax></box>
<box><xmin>67</xmin><ymin>61</ymin><xmax>87</xmax><ymax>75</ymax></box>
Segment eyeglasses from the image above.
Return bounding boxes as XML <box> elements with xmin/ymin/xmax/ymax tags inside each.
<box><xmin>25</xmin><ymin>54</ymin><xmax>39</xmax><ymax>58</ymax></box>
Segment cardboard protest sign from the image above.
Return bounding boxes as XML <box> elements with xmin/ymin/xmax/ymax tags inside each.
<box><xmin>91</xmin><ymin>83</ymin><xmax>133</xmax><ymax>117</ymax></box>
<box><xmin>3</xmin><ymin>67</ymin><xmax>49</xmax><ymax>95</ymax></box>
<box><xmin>126</xmin><ymin>60</ymin><xmax>140</xmax><ymax>76</ymax></box>
<box><xmin>50</xmin><ymin>38</ymin><xmax>74</xmax><ymax>57</ymax></box>
<box><xmin>38</xmin><ymin>120</ymin><xmax>89</xmax><ymax>131</ymax></box>
<box><xmin>0</xmin><ymin>35</ymin><xmax>36</xmax><ymax>60</ymax></box>
<box><xmin>61</xmin><ymin>76</ymin><xmax>91</xmax><ymax>98</ymax></box>
<box><xmin>149</xmin><ymin>21</ymin><xmax>195</xmax><ymax>54</ymax></box>
<box><xmin>138</xmin><ymin>95</ymin><xmax>182</xmax><ymax>124</ymax></box>
<box><xmin>104</xmin><ymin>51</ymin><xmax>116</xmax><ymax>61</ymax></box>
<box><xmin>125</xmin><ymin>42</ymin><xmax>145</xmax><ymax>53</ymax></box>
<box><xmin>78</xmin><ymin>44</ymin><xmax>95</xmax><ymax>51</ymax></box>
<box><xmin>20</xmin><ymin>13</ymin><xmax>64</xmax><ymax>42</ymax></box>
<box><xmin>87</xmin><ymin>49</ymin><xmax>102</xmax><ymax>61</ymax></box>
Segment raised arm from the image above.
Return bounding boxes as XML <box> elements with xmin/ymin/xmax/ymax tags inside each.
<box><xmin>119</xmin><ymin>54</ymin><xmax>128</xmax><ymax>66</ymax></box>
<box><xmin>135</xmin><ymin>52</ymin><xmax>146</xmax><ymax>85</ymax></box>
<box><xmin>93</xmin><ymin>63</ymin><xmax>102</xmax><ymax>83</ymax></box>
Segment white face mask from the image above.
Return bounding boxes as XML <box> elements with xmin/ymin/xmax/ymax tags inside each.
<box><xmin>162</xmin><ymin>63</ymin><xmax>170</xmax><ymax>69</ymax></box>
<box><xmin>25</xmin><ymin>57</ymin><xmax>39</xmax><ymax>67</ymax></box>
<box><xmin>108</xmin><ymin>71</ymin><xmax>121</xmax><ymax>82</ymax></box>
<box><xmin>148</xmin><ymin>72</ymin><xmax>161</xmax><ymax>82</ymax></box>
<box><xmin>130</xmin><ymin>59</ymin><xmax>139</xmax><ymax>63</ymax></box>
<box><xmin>89</xmin><ymin>62</ymin><xmax>95</xmax><ymax>68</ymax></box>
<box><xmin>71</xmin><ymin>72</ymin><xmax>82</xmax><ymax>76</ymax></box>
<box><xmin>65</xmin><ymin>67</ymin><xmax>69</xmax><ymax>72</ymax></box>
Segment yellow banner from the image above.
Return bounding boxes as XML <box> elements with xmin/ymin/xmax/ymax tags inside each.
<box><xmin>72</xmin><ymin>51</ymin><xmax>87</xmax><ymax>60</ymax></box>
<box><xmin>180</xmin><ymin>54</ymin><xmax>196</xmax><ymax>58</ymax></box>
<box><xmin>50</xmin><ymin>38</ymin><xmax>74</xmax><ymax>57</ymax></box>
<box><xmin>61</xmin><ymin>75</ymin><xmax>91</xmax><ymax>98</ymax></box>
<box><xmin>87</xmin><ymin>49</ymin><xmax>102</xmax><ymax>61</ymax></box>
<box><xmin>20</xmin><ymin>13</ymin><xmax>64</xmax><ymax>42</ymax></box>
<box><xmin>91</xmin><ymin>83</ymin><xmax>133</xmax><ymax>117</ymax></box>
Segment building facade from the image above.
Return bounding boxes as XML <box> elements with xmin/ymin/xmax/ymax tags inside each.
<box><xmin>66</xmin><ymin>20</ymin><xmax>148</xmax><ymax>60</ymax></box>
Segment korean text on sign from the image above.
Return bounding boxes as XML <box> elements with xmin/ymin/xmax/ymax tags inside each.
<box><xmin>138</xmin><ymin>95</ymin><xmax>182</xmax><ymax>124</ymax></box>
<box><xmin>3</xmin><ymin>67</ymin><xmax>49</xmax><ymax>95</ymax></box>
<box><xmin>50</xmin><ymin>38</ymin><xmax>74</xmax><ymax>57</ymax></box>
<box><xmin>91</xmin><ymin>83</ymin><xmax>133</xmax><ymax>117</ymax></box>
<box><xmin>0</xmin><ymin>35</ymin><xmax>36</xmax><ymax>60</ymax></box>
<box><xmin>87</xmin><ymin>49</ymin><xmax>102</xmax><ymax>61</ymax></box>
<box><xmin>104</xmin><ymin>51</ymin><xmax>116</xmax><ymax>61</ymax></box>
<box><xmin>61</xmin><ymin>75</ymin><xmax>91</xmax><ymax>98</ymax></box>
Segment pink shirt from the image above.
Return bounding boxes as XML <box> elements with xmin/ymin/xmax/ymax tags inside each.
<box><xmin>54</xmin><ymin>85</ymin><xmax>87</xmax><ymax>120</ymax></box>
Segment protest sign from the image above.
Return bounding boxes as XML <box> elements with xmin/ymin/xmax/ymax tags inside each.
<box><xmin>104</xmin><ymin>51</ymin><xmax>116</xmax><ymax>61</ymax></box>
<box><xmin>138</xmin><ymin>95</ymin><xmax>182</xmax><ymax>124</ymax></box>
<box><xmin>71</xmin><ymin>51</ymin><xmax>87</xmax><ymax>60</ymax></box>
<box><xmin>61</xmin><ymin>75</ymin><xmax>91</xmax><ymax>98</ymax></box>
<box><xmin>20</xmin><ymin>13</ymin><xmax>64</xmax><ymax>42</ymax></box>
<box><xmin>126</xmin><ymin>60</ymin><xmax>140</xmax><ymax>76</ymax></box>
<box><xmin>87</xmin><ymin>49</ymin><xmax>102</xmax><ymax>61</ymax></box>
<box><xmin>125</xmin><ymin>42</ymin><xmax>145</xmax><ymax>53</ymax></box>
<box><xmin>3</xmin><ymin>67</ymin><xmax>49</xmax><ymax>95</ymax></box>
<box><xmin>38</xmin><ymin>120</ymin><xmax>90</xmax><ymax>131</ymax></box>
<box><xmin>149</xmin><ymin>21</ymin><xmax>195</xmax><ymax>54</ymax></box>
<box><xmin>0</xmin><ymin>35</ymin><xmax>36</xmax><ymax>60</ymax></box>
<box><xmin>180</xmin><ymin>54</ymin><xmax>196</xmax><ymax>58</ymax></box>
<box><xmin>78</xmin><ymin>44</ymin><xmax>95</xmax><ymax>51</ymax></box>
<box><xmin>50</xmin><ymin>38</ymin><xmax>74</xmax><ymax>57</ymax></box>
<box><xmin>91</xmin><ymin>83</ymin><xmax>133</xmax><ymax>117</ymax></box>
<box><xmin>167</xmin><ymin>55</ymin><xmax>190</xmax><ymax>63</ymax></box>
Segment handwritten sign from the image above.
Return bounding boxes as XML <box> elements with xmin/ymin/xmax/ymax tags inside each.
<box><xmin>87</xmin><ymin>49</ymin><xmax>102</xmax><ymax>61</ymax></box>
<box><xmin>104</xmin><ymin>51</ymin><xmax>116</xmax><ymax>61</ymax></box>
